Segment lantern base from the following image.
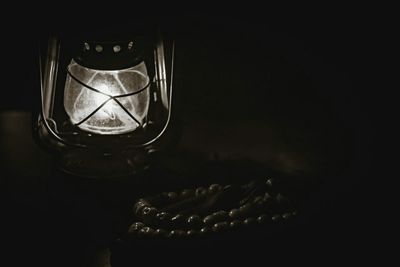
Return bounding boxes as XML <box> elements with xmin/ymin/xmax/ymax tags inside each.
<box><xmin>57</xmin><ymin>149</ymin><xmax>154</xmax><ymax>179</ymax></box>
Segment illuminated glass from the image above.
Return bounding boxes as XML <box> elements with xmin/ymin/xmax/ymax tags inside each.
<box><xmin>64</xmin><ymin>59</ymin><xmax>150</xmax><ymax>135</ymax></box>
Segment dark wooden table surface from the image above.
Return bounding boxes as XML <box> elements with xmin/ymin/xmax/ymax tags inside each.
<box><xmin>1</xmin><ymin>108</ymin><xmax>374</xmax><ymax>266</ymax></box>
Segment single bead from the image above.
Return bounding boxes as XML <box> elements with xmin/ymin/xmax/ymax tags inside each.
<box><xmin>167</xmin><ymin>230</ymin><xmax>186</xmax><ymax>238</ymax></box>
<box><xmin>167</xmin><ymin>230</ymin><xmax>178</xmax><ymax>238</ymax></box>
<box><xmin>209</xmin><ymin>184</ymin><xmax>222</xmax><ymax>193</ymax></box>
<box><xmin>239</xmin><ymin>203</ymin><xmax>252</xmax><ymax>211</ymax></box>
<box><xmin>139</xmin><ymin>227</ymin><xmax>155</xmax><ymax>236</ymax></box>
<box><xmin>229</xmin><ymin>208</ymin><xmax>240</xmax><ymax>218</ymax></box>
<box><xmin>276</xmin><ymin>193</ymin><xmax>286</xmax><ymax>203</ymax></box>
<box><xmin>187</xmin><ymin>230</ymin><xmax>197</xmax><ymax>236</ymax></box>
<box><xmin>244</xmin><ymin>217</ymin><xmax>256</xmax><ymax>225</ymax></box>
<box><xmin>253</xmin><ymin>196</ymin><xmax>264</xmax><ymax>204</ymax></box>
<box><xmin>135</xmin><ymin>200</ymin><xmax>145</xmax><ymax>205</ymax></box>
<box><xmin>195</xmin><ymin>187</ymin><xmax>208</xmax><ymax>196</ymax></box>
<box><xmin>142</xmin><ymin>207</ymin><xmax>151</xmax><ymax>214</ymax></box>
<box><xmin>272</xmin><ymin>215</ymin><xmax>281</xmax><ymax>221</ymax></box>
<box><xmin>203</xmin><ymin>214</ymin><xmax>215</xmax><ymax>225</ymax></box>
<box><xmin>292</xmin><ymin>211</ymin><xmax>298</xmax><ymax>216</ymax></box>
<box><xmin>239</xmin><ymin>203</ymin><xmax>253</xmax><ymax>216</ymax></box>
<box><xmin>174</xmin><ymin>230</ymin><xmax>186</xmax><ymax>237</ymax></box>
<box><xmin>142</xmin><ymin>207</ymin><xmax>157</xmax><ymax>217</ymax></box>
<box><xmin>257</xmin><ymin>214</ymin><xmax>268</xmax><ymax>224</ymax></box>
<box><xmin>133</xmin><ymin>201</ymin><xmax>148</xmax><ymax>214</ymax></box>
<box><xmin>154</xmin><ymin>228</ymin><xmax>167</xmax><ymax>237</ymax></box>
<box><xmin>199</xmin><ymin>227</ymin><xmax>210</xmax><ymax>235</ymax></box>
<box><xmin>180</xmin><ymin>189</ymin><xmax>195</xmax><ymax>198</ymax></box>
<box><xmin>95</xmin><ymin>45</ymin><xmax>103</xmax><ymax>52</ymax></box>
<box><xmin>187</xmin><ymin>215</ymin><xmax>202</xmax><ymax>226</ymax></box>
<box><xmin>230</xmin><ymin>220</ymin><xmax>243</xmax><ymax>228</ymax></box>
<box><xmin>263</xmin><ymin>192</ymin><xmax>272</xmax><ymax>202</ymax></box>
<box><xmin>171</xmin><ymin>214</ymin><xmax>186</xmax><ymax>225</ymax></box>
<box><xmin>212</xmin><ymin>222</ymin><xmax>229</xmax><ymax>232</ymax></box>
<box><xmin>167</xmin><ymin>192</ymin><xmax>178</xmax><ymax>200</ymax></box>
<box><xmin>282</xmin><ymin>213</ymin><xmax>292</xmax><ymax>219</ymax></box>
<box><xmin>212</xmin><ymin>210</ymin><xmax>229</xmax><ymax>221</ymax></box>
<box><xmin>113</xmin><ymin>45</ymin><xmax>121</xmax><ymax>53</ymax></box>
<box><xmin>156</xmin><ymin>212</ymin><xmax>171</xmax><ymax>221</ymax></box>
<box><xmin>266</xmin><ymin>178</ymin><xmax>273</xmax><ymax>186</ymax></box>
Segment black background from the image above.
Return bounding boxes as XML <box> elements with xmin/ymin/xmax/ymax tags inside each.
<box><xmin>1</xmin><ymin>4</ymin><xmax>383</xmax><ymax>266</ymax></box>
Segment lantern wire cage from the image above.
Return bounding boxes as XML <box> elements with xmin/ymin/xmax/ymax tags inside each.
<box><xmin>65</xmin><ymin>63</ymin><xmax>152</xmax><ymax>131</ymax></box>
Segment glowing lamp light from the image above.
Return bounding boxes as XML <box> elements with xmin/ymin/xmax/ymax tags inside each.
<box><xmin>64</xmin><ymin>60</ymin><xmax>150</xmax><ymax>135</ymax></box>
<box><xmin>34</xmin><ymin>24</ymin><xmax>176</xmax><ymax>178</ymax></box>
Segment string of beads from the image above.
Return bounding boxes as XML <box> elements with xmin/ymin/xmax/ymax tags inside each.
<box><xmin>127</xmin><ymin>179</ymin><xmax>297</xmax><ymax>238</ymax></box>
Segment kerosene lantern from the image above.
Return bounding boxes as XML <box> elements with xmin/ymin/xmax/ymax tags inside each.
<box><xmin>34</xmin><ymin>23</ymin><xmax>176</xmax><ymax>178</ymax></box>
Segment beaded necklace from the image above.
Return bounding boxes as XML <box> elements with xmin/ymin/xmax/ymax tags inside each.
<box><xmin>127</xmin><ymin>178</ymin><xmax>297</xmax><ymax>238</ymax></box>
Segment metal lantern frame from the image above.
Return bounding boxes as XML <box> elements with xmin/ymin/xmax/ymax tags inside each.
<box><xmin>34</xmin><ymin>27</ymin><xmax>176</xmax><ymax>177</ymax></box>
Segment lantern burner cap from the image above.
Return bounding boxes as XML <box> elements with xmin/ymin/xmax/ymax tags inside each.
<box><xmin>74</xmin><ymin>37</ymin><xmax>151</xmax><ymax>70</ymax></box>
